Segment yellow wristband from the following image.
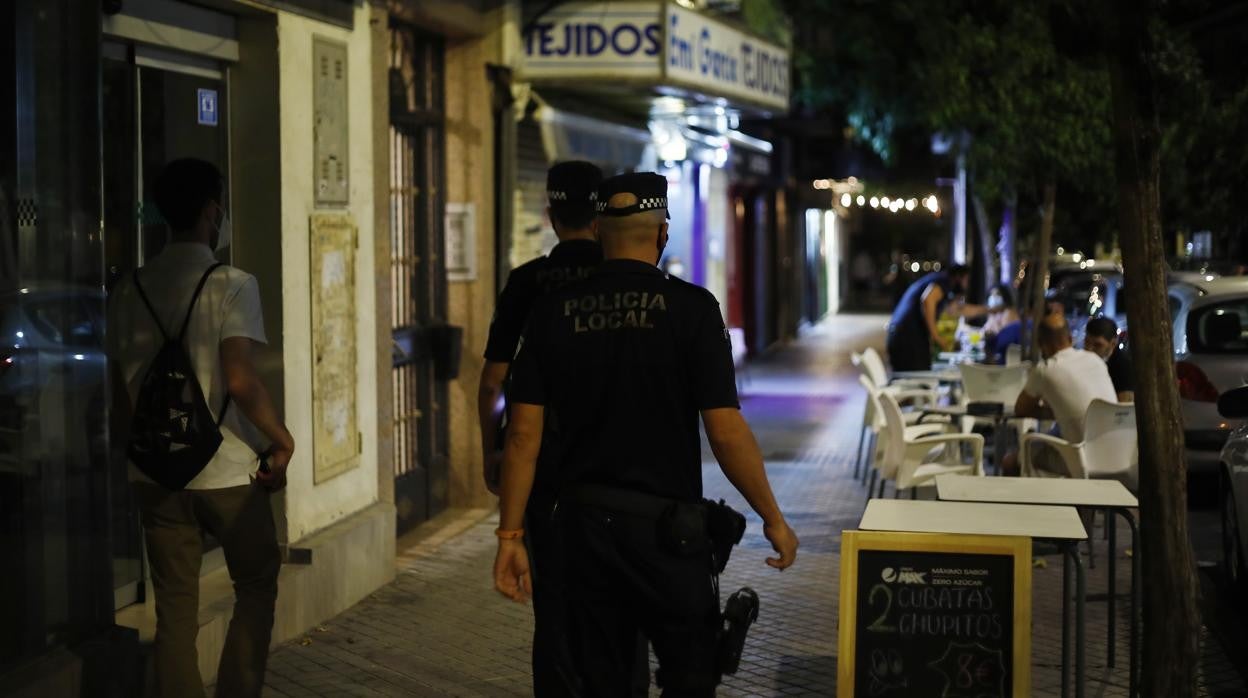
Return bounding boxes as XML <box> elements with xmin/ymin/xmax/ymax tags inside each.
<box><xmin>495</xmin><ymin>528</ymin><xmax>525</xmax><ymax>540</ymax></box>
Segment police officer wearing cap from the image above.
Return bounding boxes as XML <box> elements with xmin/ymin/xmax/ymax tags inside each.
<box><xmin>478</xmin><ymin>160</ymin><xmax>603</xmax><ymax>696</ymax></box>
<box><xmin>493</xmin><ymin>172</ymin><xmax>799</xmax><ymax>696</ymax></box>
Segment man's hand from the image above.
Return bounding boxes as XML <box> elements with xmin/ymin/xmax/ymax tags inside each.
<box><xmin>493</xmin><ymin>539</ymin><xmax>532</xmax><ymax>603</ymax></box>
<box><xmin>763</xmin><ymin>519</ymin><xmax>798</xmax><ymax>570</ymax></box>
<box><xmin>256</xmin><ymin>441</ymin><xmax>294</xmax><ymax>492</ymax></box>
<box><xmin>483</xmin><ymin>451</ymin><xmax>503</xmax><ymax>496</ymax></box>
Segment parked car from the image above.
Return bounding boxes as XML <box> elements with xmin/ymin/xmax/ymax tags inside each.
<box><xmin>1170</xmin><ymin>277</ymin><xmax>1248</xmax><ymax>472</ymax></box>
<box><xmin>1219</xmin><ymin>385</ymin><xmax>1248</xmax><ymax>589</ymax></box>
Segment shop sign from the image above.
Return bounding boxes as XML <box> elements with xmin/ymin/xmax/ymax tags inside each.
<box><xmin>663</xmin><ymin>4</ymin><xmax>789</xmax><ymax>110</ymax></box>
<box><xmin>519</xmin><ymin>2</ymin><xmax>789</xmax><ymax>111</ymax></box>
<box><xmin>521</xmin><ymin>2</ymin><xmax>663</xmax><ymax>79</ymax></box>
<box><xmin>838</xmin><ymin>531</ymin><xmax>1032</xmax><ymax>697</ymax></box>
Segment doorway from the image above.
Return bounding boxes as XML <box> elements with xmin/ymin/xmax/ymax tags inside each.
<box><xmin>102</xmin><ymin>41</ymin><xmax>231</xmax><ymax>610</ymax></box>
<box><xmin>388</xmin><ymin>21</ymin><xmax>450</xmax><ymax>534</ymax></box>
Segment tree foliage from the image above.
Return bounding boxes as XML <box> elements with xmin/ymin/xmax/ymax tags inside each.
<box><xmin>787</xmin><ymin>0</ymin><xmax>1245</xmax><ymax>241</ymax></box>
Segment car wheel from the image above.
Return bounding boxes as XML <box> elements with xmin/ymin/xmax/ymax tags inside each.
<box><xmin>1223</xmin><ymin>482</ymin><xmax>1246</xmax><ymax>591</ymax></box>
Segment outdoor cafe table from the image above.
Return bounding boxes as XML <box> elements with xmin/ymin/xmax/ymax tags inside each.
<box><xmin>892</xmin><ymin>368</ymin><xmax>962</xmax><ymax>384</ymax></box>
<box><xmin>934</xmin><ymin>475</ymin><xmax>1140</xmax><ymax>697</ymax></box>
<box><xmin>858</xmin><ymin>498</ymin><xmax>1090</xmax><ymax>698</ymax></box>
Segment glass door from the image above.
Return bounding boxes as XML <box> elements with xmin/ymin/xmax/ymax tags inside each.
<box><xmin>102</xmin><ymin>43</ymin><xmax>231</xmax><ymax>610</ymax></box>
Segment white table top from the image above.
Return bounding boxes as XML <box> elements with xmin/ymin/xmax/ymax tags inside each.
<box><xmin>935</xmin><ymin>474</ymin><xmax>1138</xmax><ymax>509</ymax></box>
<box><xmin>859</xmin><ymin>499</ymin><xmax>1088</xmax><ymax>541</ymax></box>
<box><xmin>893</xmin><ymin>369</ymin><xmax>962</xmax><ymax>382</ymax></box>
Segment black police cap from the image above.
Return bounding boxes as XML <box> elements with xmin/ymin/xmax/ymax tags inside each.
<box><xmin>597</xmin><ymin>172</ymin><xmax>669</xmax><ymax>218</ymax></box>
<box><xmin>547</xmin><ymin>161</ymin><xmax>603</xmax><ymax>205</ymax></box>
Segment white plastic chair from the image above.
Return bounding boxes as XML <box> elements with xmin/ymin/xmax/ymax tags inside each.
<box><xmin>958</xmin><ymin>363</ymin><xmax>1030</xmax><ymax>406</ymax></box>
<box><xmin>853</xmin><ymin>359</ymin><xmax>946</xmax><ymax>482</ymax></box>
<box><xmin>868</xmin><ymin>390</ymin><xmax>984</xmax><ymax>501</ymax></box>
<box><xmin>1005</xmin><ymin>344</ymin><xmax>1022</xmax><ymax>366</ymax></box>
<box><xmin>1020</xmin><ymin>399</ymin><xmax>1138</xmax><ymax>490</ymax></box>
<box><xmin>862</xmin><ymin>346</ymin><xmax>939</xmax><ymax>392</ymax></box>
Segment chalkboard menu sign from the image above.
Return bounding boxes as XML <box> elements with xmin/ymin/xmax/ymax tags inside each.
<box><xmin>838</xmin><ymin>531</ymin><xmax>1032</xmax><ymax>697</ymax></box>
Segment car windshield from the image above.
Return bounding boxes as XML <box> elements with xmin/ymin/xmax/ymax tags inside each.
<box><xmin>1188</xmin><ymin>298</ymin><xmax>1248</xmax><ymax>354</ymax></box>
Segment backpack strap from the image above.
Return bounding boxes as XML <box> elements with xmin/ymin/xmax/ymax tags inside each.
<box><xmin>132</xmin><ymin>270</ymin><xmax>169</xmax><ymax>342</ymax></box>
<box><xmin>177</xmin><ymin>263</ymin><xmax>225</xmax><ymax>342</ymax></box>
<box><xmin>180</xmin><ymin>263</ymin><xmax>232</xmax><ymax>426</ymax></box>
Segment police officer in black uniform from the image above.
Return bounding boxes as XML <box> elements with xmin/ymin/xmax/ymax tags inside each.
<box><xmin>493</xmin><ymin>172</ymin><xmax>798</xmax><ymax>697</ymax></box>
<box><xmin>478</xmin><ymin>160</ymin><xmax>604</xmax><ymax>696</ymax></box>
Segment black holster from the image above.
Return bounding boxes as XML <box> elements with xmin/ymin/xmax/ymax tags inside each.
<box><xmin>702</xmin><ymin>498</ymin><xmax>746</xmax><ymax>575</ymax></box>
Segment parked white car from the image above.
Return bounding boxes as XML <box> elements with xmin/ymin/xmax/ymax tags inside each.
<box><xmin>1170</xmin><ymin>277</ymin><xmax>1248</xmax><ymax>472</ymax></box>
<box><xmin>1219</xmin><ymin>386</ymin><xmax>1248</xmax><ymax>589</ymax></box>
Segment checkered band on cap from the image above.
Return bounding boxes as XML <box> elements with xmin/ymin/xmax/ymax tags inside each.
<box><xmin>596</xmin><ymin>196</ymin><xmax>667</xmax><ymax>212</ymax></box>
<box><xmin>548</xmin><ymin>190</ymin><xmax>599</xmax><ymax>202</ymax></box>
<box><xmin>546</xmin><ymin>160</ymin><xmax>603</xmax><ymax>204</ymax></box>
<box><xmin>596</xmin><ymin>171</ymin><xmax>669</xmax><ymax>217</ymax></box>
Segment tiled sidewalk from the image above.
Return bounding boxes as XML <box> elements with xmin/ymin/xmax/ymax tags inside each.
<box><xmin>257</xmin><ymin>315</ymin><xmax>1245</xmax><ymax>696</ymax></box>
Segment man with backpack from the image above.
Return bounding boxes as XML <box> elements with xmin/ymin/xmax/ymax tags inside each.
<box><xmin>107</xmin><ymin>158</ymin><xmax>294</xmax><ymax>697</ymax></box>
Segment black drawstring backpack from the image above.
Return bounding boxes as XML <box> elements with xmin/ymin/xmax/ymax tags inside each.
<box><xmin>126</xmin><ymin>263</ymin><xmax>232</xmax><ymax>490</ymax></box>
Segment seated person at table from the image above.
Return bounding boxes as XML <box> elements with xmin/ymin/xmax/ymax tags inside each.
<box><xmin>1083</xmin><ymin>316</ymin><xmax>1133</xmax><ymax>402</ymax></box>
<box><xmin>1001</xmin><ymin>314</ymin><xmax>1117</xmax><ymax>476</ymax></box>
<box><xmin>981</xmin><ymin>284</ymin><xmax>1021</xmax><ymax>361</ymax></box>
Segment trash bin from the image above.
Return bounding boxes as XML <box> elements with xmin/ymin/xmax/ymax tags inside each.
<box><xmin>429</xmin><ymin>324</ymin><xmax>463</xmax><ymax>381</ymax></box>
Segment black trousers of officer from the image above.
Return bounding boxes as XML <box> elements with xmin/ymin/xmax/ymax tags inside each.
<box><xmin>558</xmin><ymin>503</ymin><xmax>721</xmax><ymax>697</ymax></box>
<box><xmin>527</xmin><ymin>507</ymin><xmax>580</xmax><ymax>697</ymax></box>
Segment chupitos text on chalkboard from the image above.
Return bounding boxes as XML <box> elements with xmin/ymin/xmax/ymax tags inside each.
<box><xmin>837</xmin><ymin>531</ymin><xmax>1032</xmax><ymax>697</ymax></box>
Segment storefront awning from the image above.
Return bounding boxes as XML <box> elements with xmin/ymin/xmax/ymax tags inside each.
<box><xmin>518</xmin><ymin>1</ymin><xmax>790</xmax><ymax>113</ymax></box>
<box><xmin>536</xmin><ymin>104</ymin><xmax>654</xmax><ymax>173</ymax></box>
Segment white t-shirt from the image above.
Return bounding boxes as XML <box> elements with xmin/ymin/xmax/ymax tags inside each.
<box><xmin>107</xmin><ymin>243</ymin><xmax>268</xmax><ymax>490</ymax></box>
<box><xmin>1022</xmin><ymin>346</ymin><xmax>1117</xmax><ymax>443</ymax></box>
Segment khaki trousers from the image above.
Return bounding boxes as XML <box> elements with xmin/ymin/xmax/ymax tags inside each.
<box><xmin>133</xmin><ymin>482</ymin><xmax>280</xmax><ymax>698</ymax></box>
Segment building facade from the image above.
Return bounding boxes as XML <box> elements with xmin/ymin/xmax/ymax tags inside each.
<box><xmin>0</xmin><ymin>0</ymin><xmax>509</xmax><ymax>693</ymax></box>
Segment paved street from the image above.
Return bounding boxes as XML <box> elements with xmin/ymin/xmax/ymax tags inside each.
<box><xmin>256</xmin><ymin>315</ymin><xmax>1248</xmax><ymax>697</ymax></box>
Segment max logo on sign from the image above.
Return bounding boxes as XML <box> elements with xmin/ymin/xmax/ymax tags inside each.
<box><xmin>882</xmin><ymin>567</ymin><xmax>928</xmax><ymax>584</ymax></box>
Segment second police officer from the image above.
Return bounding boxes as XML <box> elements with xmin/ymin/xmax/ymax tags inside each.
<box><xmin>493</xmin><ymin>172</ymin><xmax>799</xmax><ymax>696</ymax></box>
<box><xmin>477</xmin><ymin>160</ymin><xmax>604</xmax><ymax>696</ymax></box>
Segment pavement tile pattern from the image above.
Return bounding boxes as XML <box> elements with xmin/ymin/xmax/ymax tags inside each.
<box><xmin>256</xmin><ymin>316</ymin><xmax>1246</xmax><ymax>697</ymax></box>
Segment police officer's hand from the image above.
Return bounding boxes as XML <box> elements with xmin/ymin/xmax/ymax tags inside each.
<box><xmin>493</xmin><ymin>539</ymin><xmax>532</xmax><ymax>603</ymax></box>
<box><xmin>763</xmin><ymin>520</ymin><xmax>798</xmax><ymax>570</ymax></box>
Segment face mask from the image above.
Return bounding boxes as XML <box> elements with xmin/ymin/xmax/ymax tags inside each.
<box><xmin>987</xmin><ymin>293</ymin><xmax>1004</xmax><ymax>310</ymax></box>
<box><xmin>212</xmin><ymin>203</ymin><xmax>232</xmax><ymax>252</ymax></box>
<box><xmin>655</xmin><ymin>227</ymin><xmax>667</xmax><ymax>266</ymax></box>
<box><xmin>666</xmin><ymin>262</ymin><xmax>685</xmax><ymax>278</ymax></box>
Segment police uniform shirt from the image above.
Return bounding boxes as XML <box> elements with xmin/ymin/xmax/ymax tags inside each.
<box><xmin>483</xmin><ymin>239</ymin><xmax>604</xmax><ymax>363</ymax></box>
<box><xmin>507</xmin><ymin>259</ymin><xmax>740</xmax><ymax>501</ymax></box>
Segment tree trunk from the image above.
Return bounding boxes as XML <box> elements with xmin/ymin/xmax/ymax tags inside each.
<box><xmin>998</xmin><ymin>195</ymin><xmax>1016</xmax><ymax>286</ymax></box>
<box><xmin>971</xmin><ymin>192</ymin><xmax>997</xmax><ymax>295</ymax></box>
<box><xmin>1108</xmin><ymin>1</ymin><xmax>1201</xmax><ymax>694</ymax></box>
<box><xmin>1026</xmin><ymin>181</ymin><xmax>1056</xmax><ymax>360</ymax></box>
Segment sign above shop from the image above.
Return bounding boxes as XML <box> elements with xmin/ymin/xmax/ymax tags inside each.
<box><xmin>519</xmin><ymin>2</ymin><xmax>789</xmax><ymax>112</ymax></box>
<box><xmin>522</xmin><ymin>2</ymin><xmax>662</xmax><ymax>79</ymax></box>
<box><xmin>662</xmin><ymin>4</ymin><xmax>788</xmax><ymax>111</ymax></box>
